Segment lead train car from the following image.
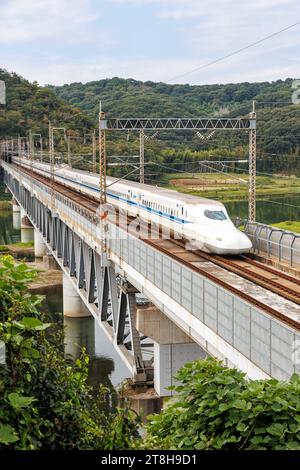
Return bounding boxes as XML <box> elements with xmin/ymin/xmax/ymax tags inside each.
<box><xmin>13</xmin><ymin>157</ymin><xmax>252</xmax><ymax>255</ymax></box>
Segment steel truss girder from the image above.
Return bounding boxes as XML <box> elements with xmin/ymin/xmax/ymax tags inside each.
<box><xmin>4</xmin><ymin>170</ymin><xmax>150</xmax><ymax>381</ymax></box>
<box><xmin>102</xmin><ymin>117</ymin><xmax>253</xmax><ymax>131</ymax></box>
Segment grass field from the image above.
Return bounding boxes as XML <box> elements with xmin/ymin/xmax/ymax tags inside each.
<box><xmin>162</xmin><ymin>172</ymin><xmax>300</xmax><ymax>202</ymax></box>
<box><xmin>0</xmin><ymin>201</ymin><xmax>11</xmax><ymax>210</ymax></box>
<box><xmin>272</xmin><ymin>221</ymin><xmax>300</xmax><ymax>233</ymax></box>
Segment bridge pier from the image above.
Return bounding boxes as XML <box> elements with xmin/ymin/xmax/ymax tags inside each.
<box><xmin>12</xmin><ymin>198</ymin><xmax>21</xmax><ymax>230</ymax></box>
<box><xmin>64</xmin><ymin>316</ymin><xmax>95</xmax><ymax>358</ymax></box>
<box><xmin>34</xmin><ymin>229</ymin><xmax>47</xmax><ymax>258</ymax></box>
<box><xmin>20</xmin><ymin>207</ymin><xmax>34</xmax><ymax>243</ymax></box>
<box><xmin>137</xmin><ymin>304</ymin><xmax>207</xmax><ymax>396</ymax></box>
<box><xmin>63</xmin><ymin>273</ymin><xmax>92</xmax><ymax>318</ymax></box>
<box><xmin>12</xmin><ymin>198</ymin><xmax>20</xmax><ymax>213</ymax></box>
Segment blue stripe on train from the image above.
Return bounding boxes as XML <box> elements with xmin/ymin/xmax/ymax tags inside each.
<box><xmin>29</xmin><ymin>164</ymin><xmax>191</xmax><ymax>225</ymax></box>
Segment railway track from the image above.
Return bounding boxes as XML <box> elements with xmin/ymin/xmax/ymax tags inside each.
<box><xmin>157</xmin><ymin>234</ymin><xmax>300</xmax><ymax>307</ymax></box>
<box><xmin>13</xmin><ymin>163</ymin><xmax>300</xmax><ymax>331</ymax></box>
<box><xmin>196</xmin><ymin>251</ymin><xmax>300</xmax><ymax>307</ymax></box>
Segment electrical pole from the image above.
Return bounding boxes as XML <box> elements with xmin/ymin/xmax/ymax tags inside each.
<box><xmin>139</xmin><ymin>130</ymin><xmax>145</xmax><ymax>184</ymax></box>
<box><xmin>92</xmin><ymin>128</ymin><xmax>96</xmax><ymax>173</ymax></box>
<box><xmin>29</xmin><ymin>129</ymin><xmax>34</xmax><ymax>161</ymax></box>
<box><xmin>29</xmin><ymin>129</ymin><xmax>33</xmax><ymax>193</ymax></box>
<box><xmin>67</xmin><ymin>134</ymin><xmax>71</xmax><ymax>167</ymax></box>
<box><xmin>248</xmin><ymin>100</ymin><xmax>256</xmax><ymax>222</ymax></box>
<box><xmin>40</xmin><ymin>135</ymin><xmax>43</xmax><ymax>162</ymax></box>
<box><xmin>18</xmin><ymin>136</ymin><xmax>21</xmax><ymax>158</ymax></box>
<box><xmin>99</xmin><ymin>103</ymin><xmax>108</xmax><ymax>254</ymax></box>
<box><xmin>49</xmin><ymin>121</ymin><xmax>55</xmax><ymax>210</ymax></box>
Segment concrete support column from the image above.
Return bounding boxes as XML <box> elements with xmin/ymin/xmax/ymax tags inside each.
<box><xmin>20</xmin><ymin>208</ymin><xmax>34</xmax><ymax>243</ymax></box>
<box><xmin>12</xmin><ymin>198</ymin><xmax>20</xmax><ymax>213</ymax></box>
<box><xmin>12</xmin><ymin>198</ymin><xmax>21</xmax><ymax>230</ymax></box>
<box><xmin>34</xmin><ymin>229</ymin><xmax>47</xmax><ymax>258</ymax></box>
<box><xmin>64</xmin><ymin>316</ymin><xmax>95</xmax><ymax>358</ymax></box>
<box><xmin>43</xmin><ymin>255</ymin><xmax>60</xmax><ymax>270</ymax></box>
<box><xmin>137</xmin><ymin>304</ymin><xmax>207</xmax><ymax>396</ymax></box>
<box><xmin>63</xmin><ymin>273</ymin><xmax>91</xmax><ymax>318</ymax></box>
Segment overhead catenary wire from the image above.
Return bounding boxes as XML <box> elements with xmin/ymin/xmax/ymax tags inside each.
<box><xmin>166</xmin><ymin>20</ymin><xmax>300</xmax><ymax>83</ymax></box>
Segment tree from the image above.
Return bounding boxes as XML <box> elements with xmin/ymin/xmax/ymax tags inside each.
<box><xmin>145</xmin><ymin>357</ymin><xmax>300</xmax><ymax>450</ymax></box>
<box><xmin>0</xmin><ymin>255</ymin><xmax>139</xmax><ymax>450</ymax></box>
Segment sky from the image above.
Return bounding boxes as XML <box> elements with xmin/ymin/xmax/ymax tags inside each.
<box><xmin>0</xmin><ymin>0</ymin><xmax>300</xmax><ymax>86</ymax></box>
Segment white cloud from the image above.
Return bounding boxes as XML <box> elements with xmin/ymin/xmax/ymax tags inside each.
<box><xmin>0</xmin><ymin>0</ymin><xmax>100</xmax><ymax>44</ymax></box>
<box><xmin>2</xmin><ymin>48</ymin><xmax>300</xmax><ymax>87</ymax></box>
<box><xmin>106</xmin><ymin>0</ymin><xmax>300</xmax><ymax>83</ymax></box>
<box><xmin>1</xmin><ymin>0</ymin><xmax>300</xmax><ymax>85</ymax></box>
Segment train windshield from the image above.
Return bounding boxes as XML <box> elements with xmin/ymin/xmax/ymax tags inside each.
<box><xmin>204</xmin><ymin>210</ymin><xmax>227</xmax><ymax>221</ymax></box>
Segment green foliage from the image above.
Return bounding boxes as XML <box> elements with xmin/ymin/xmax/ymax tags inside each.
<box><xmin>0</xmin><ymin>201</ymin><xmax>11</xmax><ymax>210</ymax></box>
<box><xmin>50</xmin><ymin>76</ymin><xmax>300</xmax><ymax>160</ymax></box>
<box><xmin>145</xmin><ymin>358</ymin><xmax>300</xmax><ymax>450</ymax></box>
<box><xmin>11</xmin><ymin>241</ymin><xmax>34</xmax><ymax>248</ymax></box>
<box><xmin>273</xmin><ymin>221</ymin><xmax>300</xmax><ymax>234</ymax></box>
<box><xmin>0</xmin><ymin>255</ymin><xmax>140</xmax><ymax>449</ymax></box>
<box><xmin>0</xmin><ymin>69</ymin><xmax>93</xmax><ymax>139</ymax></box>
<box><xmin>2</xmin><ymin>70</ymin><xmax>300</xmax><ymax>179</ymax></box>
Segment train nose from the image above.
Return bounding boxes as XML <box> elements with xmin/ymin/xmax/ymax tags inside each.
<box><xmin>224</xmin><ymin>232</ymin><xmax>252</xmax><ymax>253</ymax></box>
<box><xmin>205</xmin><ymin>231</ymin><xmax>252</xmax><ymax>254</ymax></box>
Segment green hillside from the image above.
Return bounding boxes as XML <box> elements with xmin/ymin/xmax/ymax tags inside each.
<box><xmin>1</xmin><ymin>70</ymin><xmax>300</xmax><ymax>181</ymax></box>
<box><xmin>49</xmin><ymin>77</ymin><xmax>300</xmax><ymax>155</ymax></box>
<box><xmin>0</xmin><ymin>69</ymin><xmax>93</xmax><ymax>139</ymax></box>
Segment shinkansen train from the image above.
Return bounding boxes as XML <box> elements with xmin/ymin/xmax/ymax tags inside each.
<box><xmin>12</xmin><ymin>156</ymin><xmax>252</xmax><ymax>255</ymax></box>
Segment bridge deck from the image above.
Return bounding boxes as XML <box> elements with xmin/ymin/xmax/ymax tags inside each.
<box><xmin>3</xmin><ymin>160</ymin><xmax>300</xmax><ymax>381</ymax></box>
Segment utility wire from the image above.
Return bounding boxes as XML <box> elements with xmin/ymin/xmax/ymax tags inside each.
<box><xmin>167</xmin><ymin>20</ymin><xmax>300</xmax><ymax>82</ymax></box>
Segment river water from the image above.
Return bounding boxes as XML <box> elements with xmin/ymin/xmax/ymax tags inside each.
<box><xmin>226</xmin><ymin>196</ymin><xmax>300</xmax><ymax>224</ymax></box>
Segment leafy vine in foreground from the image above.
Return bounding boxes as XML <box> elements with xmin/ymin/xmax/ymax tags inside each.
<box><xmin>145</xmin><ymin>358</ymin><xmax>300</xmax><ymax>450</ymax></box>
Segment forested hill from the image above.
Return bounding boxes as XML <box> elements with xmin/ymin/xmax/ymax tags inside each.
<box><xmin>49</xmin><ymin>77</ymin><xmax>294</xmax><ymax>119</ymax></box>
<box><xmin>0</xmin><ymin>69</ymin><xmax>93</xmax><ymax>138</ymax></box>
<box><xmin>49</xmin><ymin>77</ymin><xmax>300</xmax><ymax>155</ymax></box>
<box><xmin>1</xmin><ymin>69</ymin><xmax>300</xmax><ymax>159</ymax></box>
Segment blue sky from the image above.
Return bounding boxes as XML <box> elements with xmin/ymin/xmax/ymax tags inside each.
<box><xmin>0</xmin><ymin>0</ymin><xmax>300</xmax><ymax>85</ymax></box>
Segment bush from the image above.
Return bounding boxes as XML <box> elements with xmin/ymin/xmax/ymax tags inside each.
<box><xmin>0</xmin><ymin>255</ymin><xmax>140</xmax><ymax>449</ymax></box>
<box><xmin>145</xmin><ymin>358</ymin><xmax>300</xmax><ymax>450</ymax></box>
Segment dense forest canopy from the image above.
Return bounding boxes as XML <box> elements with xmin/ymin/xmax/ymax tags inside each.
<box><xmin>1</xmin><ymin>69</ymin><xmax>300</xmax><ymax>179</ymax></box>
<box><xmin>49</xmin><ymin>76</ymin><xmax>300</xmax><ymax>157</ymax></box>
<box><xmin>48</xmin><ymin>76</ymin><xmax>294</xmax><ymax>119</ymax></box>
<box><xmin>0</xmin><ymin>69</ymin><xmax>93</xmax><ymax>138</ymax></box>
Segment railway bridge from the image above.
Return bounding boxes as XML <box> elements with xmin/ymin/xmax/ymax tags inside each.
<box><xmin>1</xmin><ymin>158</ymin><xmax>300</xmax><ymax>396</ymax></box>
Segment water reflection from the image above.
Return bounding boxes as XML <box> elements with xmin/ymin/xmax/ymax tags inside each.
<box><xmin>63</xmin><ymin>315</ymin><xmax>131</xmax><ymax>410</ymax></box>
<box><xmin>63</xmin><ymin>315</ymin><xmax>132</xmax><ymax>388</ymax></box>
<box><xmin>226</xmin><ymin>196</ymin><xmax>300</xmax><ymax>225</ymax></box>
<box><xmin>0</xmin><ymin>210</ymin><xmax>21</xmax><ymax>245</ymax></box>
<box><xmin>39</xmin><ymin>291</ymin><xmax>132</xmax><ymax>406</ymax></box>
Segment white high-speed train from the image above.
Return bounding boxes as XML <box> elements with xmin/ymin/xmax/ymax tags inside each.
<box><xmin>12</xmin><ymin>156</ymin><xmax>252</xmax><ymax>255</ymax></box>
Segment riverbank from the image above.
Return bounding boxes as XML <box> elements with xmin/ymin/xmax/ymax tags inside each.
<box><xmin>272</xmin><ymin>221</ymin><xmax>300</xmax><ymax>233</ymax></box>
<box><xmin>29</xmin><ymin>260</ymin><xmax>62</xmax><ymax>295</ymax></box>
<box><xmin>0</xmin><ymin>241</ymin><xmax>34</xmax><ymax>259</ymax></box>
<box><xmin>163</xmin><ymin>172</ymin><xmax>300</xmax><ymax>202</ymax></box>
<box><xmin>0</xmin><ymin>200</ymin><xmax>11</xmax><ymax>210</ymax></box>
